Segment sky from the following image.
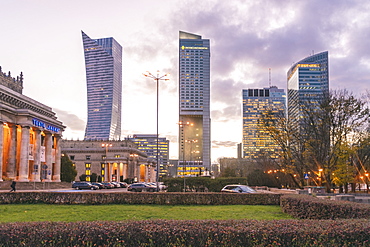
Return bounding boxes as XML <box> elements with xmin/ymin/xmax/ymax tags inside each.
<box><xmin>1</xmin><ymin>0</ymin><xmax>370</xmax><ymax>163</ymax></box>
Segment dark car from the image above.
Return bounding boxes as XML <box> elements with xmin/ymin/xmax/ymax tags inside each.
<box><xmin>72</xmin><ymin>182</ymin><xmax>99</xmax><ymax>190</ymax></box>
<box><xmin>221</xmin><ymin>185</ymin><xmax>256</xmax><ymax>193</ymax></box>
<box><xmin>127</xmin><ymin>183</ymin><xmax>158</xmax><ymax>192</ymax></box>
<box><xmin>101</xmin><ymin>182</ymin><xmax>115</xmax><ymax>189</ymax></box>
<box><xmin>119</xmin><ymin>182</ymin><xmax>128</xmax><ymax>188</ymax></box>
<box><xmin>92</xmin><ymin>182</ymin><xmax>104</xmax><ymax>189</ymax></box>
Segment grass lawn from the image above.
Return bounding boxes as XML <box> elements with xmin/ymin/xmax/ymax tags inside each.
<box><xmin>0</xmin><ymin>204</ymin><xmax>293</xmax><ymax>222</ymax></box>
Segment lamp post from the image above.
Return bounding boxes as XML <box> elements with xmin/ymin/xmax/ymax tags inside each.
<box><xmin>102</xmin><ymin>143</ymin><xmax>112</xmax><ymax>182</ymax></box>
<box><xmin>143</xmin><ymin>70</ymin><xmax>169</xmax><ymax>191</ymax></box>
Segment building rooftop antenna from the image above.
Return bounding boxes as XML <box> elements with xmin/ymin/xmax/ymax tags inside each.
<box><xmin>269</xmin><ymin>68</ymin><xmax>271</xmax><ymax>87</ymax></box>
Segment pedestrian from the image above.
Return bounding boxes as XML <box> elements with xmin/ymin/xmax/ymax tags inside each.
<box><xmin>10</xmin><ymin>180</ymin><xmax>16</xmax><ymax>192</ymax></box>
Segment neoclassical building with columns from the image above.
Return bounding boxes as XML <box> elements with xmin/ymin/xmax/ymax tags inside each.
<box><xmin>0</xmin><ymin>67</ymin><xmax>65</xmax><ymax>182</ymax></box>
<box><xmin>61</xmin><ymin>140</ymin><xmax>157</xmax><ymax>183</ymax></box>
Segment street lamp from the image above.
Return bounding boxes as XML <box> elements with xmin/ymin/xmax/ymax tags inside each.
<box><xmin>143</xmin><ymin>70</ymin><xmax>169</xmax><ymax>191</ymax></box>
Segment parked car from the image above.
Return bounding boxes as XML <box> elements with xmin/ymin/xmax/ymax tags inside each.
<box><xmin>91</xmin><ymin>182</ymin><xmax>104</xmax><ymax>189</ymax></box>
<box><xmin>110</xmin><ymin>182</ymin><xmax>121</xmax><ymax>188</ymax></box>
<box><xmin>221</xmin><ymin>185</ymin><xmax>256</xmax><ymax>193</ymax></box>
<box><xmin>101</xmin><ymin>182</ymin><xmax>115</xmax><ymax>189</ymax></box>
<box><xmin>127</xmin><ymin>183</ymin><xmax>158</xmax><ymax>192</ymax></box>
<box><xmin>147</xmin><ymin>182</ymin><xmax>167</xmax><ymax>191</ymax></box>
<box><xmin>72</xmin><ymin>182</ymin><xmax>99</xmax><ymax>190</ymax></box>
<box><xmin>119</xmin><ymin>182</ymin><xmax>128</xmax><ymax>188</ymax></box>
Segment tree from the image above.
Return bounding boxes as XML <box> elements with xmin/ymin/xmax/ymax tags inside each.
<box><xmin>302</xmin><ymin>90</ymin><xmax>370</xmax><ymax>192</ymax></box>
<box><xmin>261</xmin><ymin>90</ymin><xmax>370</xmax><ymax>192</ymax></box>
<box><xmin>247</xmin><ymin>169</ymin><xmax>280</xmax><ymax>187</ymax></box>
<box><xmin>61</xmin><ymin>154</ymin><xmax>77</xmax><ymax>182</ymax></box>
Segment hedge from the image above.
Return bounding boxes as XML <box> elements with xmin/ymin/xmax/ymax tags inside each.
<box><xmin>281</xmin><ymin>194</ymin><xmax>370</xmax><ymax>219</ymax></box>
<box><xmin>0</xmin><ymin>219</ymin><xmax>369</xmax><ymax>246</ymax></box>
<box><xmin>0</xmin><ymin>192</ymin><xmax>281</xmax><ymax>205</ymax></box>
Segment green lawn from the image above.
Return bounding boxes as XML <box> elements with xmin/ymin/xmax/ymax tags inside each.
<box><xmin>0</xmin><ymin>204</ymin><xmax>292</xmax><ymax>222</ymax></box>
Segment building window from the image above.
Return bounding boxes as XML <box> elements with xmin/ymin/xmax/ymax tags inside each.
<box><xmin>101</xmin><ymin>163</ymin><xmax>105</xmax><ymax>182</ymax></box>
<box><xmin>86</xmin><ymin>155</ymin><xmax>91</xmax><ymax>160</ymax></box>
<box><xmin>70</xmin><ymin>155</ymin><xmax>75</xmax><ymax>160</ymax></box>
<box><xmin>85</xmin><ymin>163</ymin><xmax>91</xmax><ymax>181</ymax></box>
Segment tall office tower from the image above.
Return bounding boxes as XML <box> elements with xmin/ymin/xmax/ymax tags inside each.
<box><xmin>126</xmin><ymin>134</ymin><xmax>170</xmax><ymax>178</ymax></box>
<box><xmin>242</xmin><ymin>86</ymin><xmax>286</xmax><ymax>159</ymax></box>
<box><xmin>82</xmin><ymin>31</ymin><xmax>122</xmax><ymax>140</ymax></box>
<box><xmin>179</xmin><ymin>31</ymin><xmax>211</xmax><ymax>175</ymax></box>
<box><xmin>287</xmin><ymin>51</ymin><xmax>329</xmax><ymax>125</ymax></box>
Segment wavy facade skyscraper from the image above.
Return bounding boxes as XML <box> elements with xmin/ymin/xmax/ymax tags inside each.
<box><xmin>82</xmin><ymin>31</ymin><xmax>122</xmax><ymax>140</ymax></box>
<box><xmin>178</xmin><ymin>31</ymin><xmax>211</xmax><ymax>175</ymax></box>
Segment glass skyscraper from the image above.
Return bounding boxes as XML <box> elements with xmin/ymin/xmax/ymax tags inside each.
<box><xmin>242</xmin><ymin>86</ymin><xmax>286</xmax><ymax>159</ymax></box>
<box><xmin>82</xmin><ymin>31</ymin><xmax>122</xmax><ymax>140</ymax></box>
<box><xmin>287</xmin><ymin>51</ymin><xmax>329</xmax><ymax>125</ymax></box>
<box><xmin>126</xmin><ymin>134</ymin><xmax>170</xmax><ymax>178</ymax></box>
<box><xmin>179</xmin><ymin>31</ymin><xmax>211</xmax><ymax>175</ymax></box>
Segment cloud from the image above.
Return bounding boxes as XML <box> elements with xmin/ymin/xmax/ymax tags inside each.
<box><xmin>53</xmin><ymin>108</ymin><xmax>85</xmax><ymax>131</ymax></box>
<box><xmin>212</xmin><ymin>140</ymin><xmax>239</xmax><ymax>149</ymax></box>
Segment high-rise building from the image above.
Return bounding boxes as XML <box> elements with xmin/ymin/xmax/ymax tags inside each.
<box><xmin>82</xmin><ymin>31</ymin><xmax>122</xmax><ymax>140</ymax></box>
<box><xmin>179</xmin><ymin>31</ymin><xmax>211</xmax><ymax>176</ymax></box>
<box><xmin>287</xmin><ymin>51</ymin><xmax>329</xmax><ymax>125</ymax></box>
<box><xmin>242</xmin><ymin>86</ymin><xmax>286</xmax><ymax>159</ymax></box>
<box><xmin>126</xmin><ymin>134</ymin><xmax>169</xmax><ymax>178</ymax></box>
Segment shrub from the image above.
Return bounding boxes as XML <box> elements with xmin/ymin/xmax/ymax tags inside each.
<box><xmin>0</xmin><ymin>219</ymin><xmax>369</xmax><ymax>246</ymax></box>
<box><xmin>0</xmin><ymin>192</ymin><xmax>281</xmax><ymax>205</ymax></box>
<box><xmin>281</xmin><ymin>194</ymin><xmax>370</xmax><ymax>219</ymax></box>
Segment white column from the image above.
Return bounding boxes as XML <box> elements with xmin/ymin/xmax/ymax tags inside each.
<box><xmin>137</xmin><ymin>163</ymin><xmax>141</xmax><ymax>182</ymax></box>
<box><xmin>44</xmin><ymin>132</ymin><xmax>52</xmax><ymax>181</ymax></box>
<box><xmin>0</xmin><ymin>121</ymin><xmax>3</xmax><ymax>181</ymax></box>
<box><xmin>6</xmin><ymin>124</ymin><xmax>17</xmax><ymax>179</ymax></box>
<box><xmin>18</xmin><ymin>125</ymin><xmax>30</xmax><ymax>181</ymax></box>
<box><xmin>52</xmin><ymin>135</ymin><xmax>61</xmax><ymax>182</ymax></box>
<box><xmin>32</xmin><ymin>129</ymin><xmax>41</xmax><ymax>182</ymax></box>
<box><xmin>122</xmin><ymin>162</ymin><xmax>127</xmax><ymax>180</ymax></box>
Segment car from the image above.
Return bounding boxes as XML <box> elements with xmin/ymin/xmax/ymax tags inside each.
<box><xmin>110</xmin><ymin>182</ymin><xmax>121</xmax><ymax>188</ymax></box>
<box><xmin>221</xmin><ymin>185</ymin><xmax>256</xmax><ymax>193</ymax></box>
<box><xmin>101</xmin><ymin>182</ymin><xmax>115</xmax><ymax>189</ymax></box>
<box><xmin>127</xmin><ymin>183</ymin><xmax>158</xmax><ymax>192</ymax></box>
<box><xmin>118</xmin><ymin>182</ymin><xmax>128</xmax><ymax>188</ymax></box>
<box><xmin>72</xmin><ymin>182</ymin><xmax>99</xmax><ymax>190</ymax></box>
<box><xmin>91</xmin><ymin>182</ymin><xmax>104</xmax><ymax>189</ymax></box>
<box><xmin>148</xmin><ymin>182</ymin><xmax>167</xmax><ymax>191</ymax></box>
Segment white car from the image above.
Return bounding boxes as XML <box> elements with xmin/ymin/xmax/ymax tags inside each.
<box><xmin>221</xmin><ymin>185</ymin><xmax>256</xmax><ymax>193</ymax></box>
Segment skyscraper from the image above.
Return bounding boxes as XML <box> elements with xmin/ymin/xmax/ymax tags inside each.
<box><xmin>242</xmin><ymin>86</ymin><xmax>286</xmax><ymax>159</ymax></box>
<box><xmin>126</xmin><ymin>134</ymin><xmax>170</xmax><ymax>178</ymax></box>
<box><xmin>179</xmin><ymin>31</ymin><xmax>211</xmax><ymax>175</ymax></box>
<box><xmin>287</xmin><ymin>51</ymin><xmax>329</xmax><ymax>125</ymax></box>
<box><xmin>82</xmin><ymin>31</ymin><xmax>122</xmax><ymax>140</ymax></box>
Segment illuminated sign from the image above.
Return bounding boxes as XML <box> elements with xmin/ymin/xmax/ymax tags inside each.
<box><xmin>297</xmin><ymin>64</ymin><xmax>320</xmax><ymax>68</ymax></box>
<box><xmin>32</xmin><ymin>119</ymin><xmax>60</xmax><ymax>133</ymax></box>
<box><xmin>181</xmin><ymin>46</ymin><xmax>208</xmax><ymax>50</ymax></box>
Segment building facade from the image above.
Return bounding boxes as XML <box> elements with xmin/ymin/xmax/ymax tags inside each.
<box><xmin>82</xmin><ymin>31</ymin><xmax>122</xmax><ymax>140</ymax></box>
<box><xmin>287</xmin><ymin>51</ymin><xmax>329</xmax><ymax>125</ymax></box>
<box><xmin>126</xmin><ymin>134</ymin><xmax>169</xmax><ymax>178</ymax></box>
<box><xmin>61</xmin><ymin>140</ymin><xmax>156</xmax><ymax>183</ymax></box>
<box><xmin>178</xmin><ymin>31</ymin><xmax>211</xmax><ymax>176</ymax></box>
<box><xmin>242</xmin><ymin>86</ymin><xmax>286</xmax><ymax>159</ymax></box>
<box><xmin>0</xmin><ymin>67</ymin><xmax>65</xmax><ymax>182</ymax></box>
